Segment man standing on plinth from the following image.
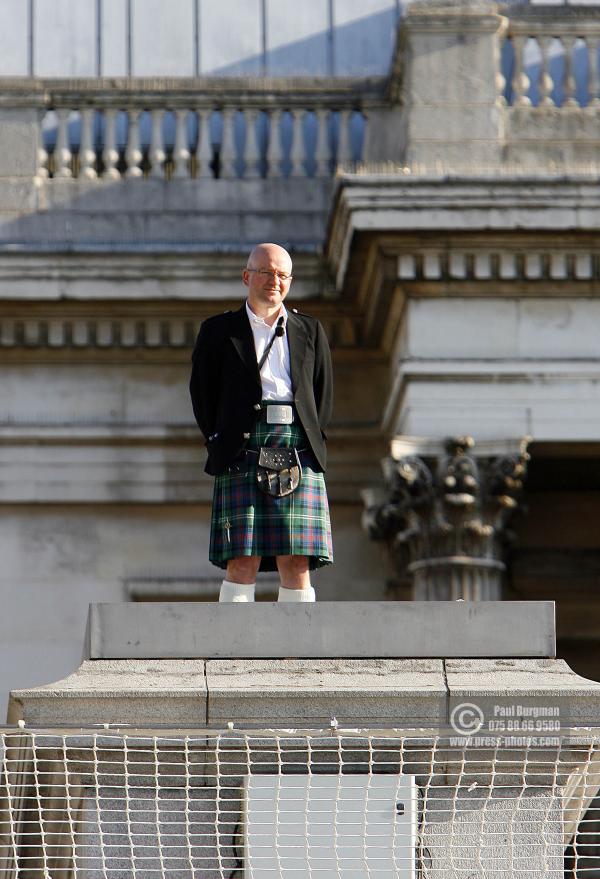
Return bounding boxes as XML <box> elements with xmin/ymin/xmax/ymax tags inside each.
<box><xmin>190</xmin><ymin>242</ymin><xmax>333</xmax><ymax>602</ymax></box>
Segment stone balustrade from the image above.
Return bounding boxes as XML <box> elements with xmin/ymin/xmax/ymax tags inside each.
<box><xmin>2</xmin><ymin>5</ymin><xmax>600</xmax><ymax>185</ymax></box>
<box><xmin>30</xmin><ymin>78</ymin><xmax>382</xmax><ymax>181</ymax></box>
<box><xmin>505</xmin><ymin>7</ymin><xmax>600</xmax><ymax>109</ymax></box>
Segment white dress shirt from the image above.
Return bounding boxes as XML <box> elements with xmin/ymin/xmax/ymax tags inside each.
<box><xmin>245</xmin><ymin>301</ymin><xmax>293</xmax><ymax>401</ymax></box>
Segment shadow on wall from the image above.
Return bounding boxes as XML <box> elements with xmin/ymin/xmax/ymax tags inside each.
<box><xmin>209</xmin><ymin>6</ymin><xmax>400</xmax><ymax>76</ymax></box>
<box><xmin>0</xmin><ymin>2</ymin><xmax>401</xmax><ymax>77</ymax></box>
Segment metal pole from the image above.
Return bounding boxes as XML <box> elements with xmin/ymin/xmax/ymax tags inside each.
<box><xmin>194</xmin><ymin>0</ymin><xmax>200</xmax><ymax>76</ymax></box>
<box><xmin>328</xmin><ymin>0</ymin><xmax>334</xmax><ymax>76</ymax></box>
<box><xmin>28</xmin><ymin>0</ymin><xmax>34</xmax><ymax>76</ymax></box>
<box><xmin>126</xmin><ymin>0</ymin><xmax>132</xmax><ymax>76</ymax></box>
<box><xmin>97</xmin><ymin>0</ymin><xmax>102</xmax><ymax>77</ymax></box>
<box><xmin>260</xmin><ymin>0</ymin><xmax>267</xmax><ymax>76</ymax></box>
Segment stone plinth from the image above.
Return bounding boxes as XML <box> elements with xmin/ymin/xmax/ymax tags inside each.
<box><xmin>6</xmin><ymin>601</ymin><xmax>600</xmax><ymax>879</ymax></box>
<box><xmin>8</xmin><ymin>601</ymin><xmax>600</xmax><ymax>729</ymax></box>
<box><xmin>83</xmin><ymin>600</ymin><xmax>555</xmax><ymax>660</ymax></box>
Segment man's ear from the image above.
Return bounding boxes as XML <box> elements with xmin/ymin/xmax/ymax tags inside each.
<box><xmin>242</xmin><ymin>270</ymin><xmax>250</xmax><ymax>287</ymax></box>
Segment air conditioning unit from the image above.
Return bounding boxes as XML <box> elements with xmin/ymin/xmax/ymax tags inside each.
<box><xmin>243</xmin><ymin>774</ymin><xmax>417</xmax><ymax>877</ymax></box>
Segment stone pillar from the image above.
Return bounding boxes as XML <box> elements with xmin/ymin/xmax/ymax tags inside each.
<box><xmin>363</xmin><ymin>436</ymin><xmax>530</xmax><ymax>600</ymax></box>
<box><xmin>400</xmin><ymin>0</ymin><xmax>507</xmax><ymax>173</ymax></box>
<box><xmin>0</xmin><ymin>86</ymin><xmax>45</xmax><ymax>179</ymax></box>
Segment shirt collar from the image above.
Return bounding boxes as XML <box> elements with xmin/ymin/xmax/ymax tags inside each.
<box><xmin>246</xmin><ymin>301</ymin><xmax>288</xmax><ymax>328</ymax></box>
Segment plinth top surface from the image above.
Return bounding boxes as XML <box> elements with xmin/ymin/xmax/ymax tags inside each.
<box><xmin>86</xmin><ymin>601</ymin><xmax>555</xmax><ymax>660</ymax></box>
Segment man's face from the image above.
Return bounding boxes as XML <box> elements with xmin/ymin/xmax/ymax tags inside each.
<box><xmin>243</xmin><ymin>247</ymin><xmax>293</xmax><ymax>315</ymax></box>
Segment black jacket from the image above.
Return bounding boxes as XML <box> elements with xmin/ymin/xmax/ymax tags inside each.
<box><xmin>190</xmin><ymin>305</ymin><xmax>333</xmax><ymax>475</ymax></box>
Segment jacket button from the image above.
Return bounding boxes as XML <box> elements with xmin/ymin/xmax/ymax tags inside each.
<box><xmin>254</xmin><ymin>403</ymin><xmax>261</xmax><ymax>411</ymax></box>
<box><xmin>243</xmin><ymin>432</ymin><xmax>251</xmax><ymax>439</ymax></box>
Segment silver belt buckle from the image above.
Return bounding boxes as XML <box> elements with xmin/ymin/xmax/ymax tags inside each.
<box><xmin>266</xmin><ymin>404</ymin><xmax>293</xmax><ymax>425</ymax></box>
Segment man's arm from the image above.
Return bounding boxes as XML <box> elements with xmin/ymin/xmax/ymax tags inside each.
<box><xmin>313</xmin><ymin>319</ymin><xmax>333</xmax><ymax>435</ymax></box>
<box><xmin>189</xmin><ymin>320</ymin><xmax>219</xmax><ymax>442</ymax></box>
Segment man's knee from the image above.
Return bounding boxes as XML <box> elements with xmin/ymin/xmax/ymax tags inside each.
<box><xmin>226</xmin><ymin>556</ymin><xmax>261</xmax><ymax>583</ymax></box>
<box><xmin>277</xmin><ymin>555</ymin><xmax>309</xmax><ymax>574</ymax></box>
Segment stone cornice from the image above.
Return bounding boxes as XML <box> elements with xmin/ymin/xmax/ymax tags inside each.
<box><xmin>327</xmin><ymin>176</ymin><xmax>600</xmax><ymax>291</ymax></box>
<box><xmin>0</xmin><ymin>75</ymin><xmax>389</xmax><ymax>109</ymax></box>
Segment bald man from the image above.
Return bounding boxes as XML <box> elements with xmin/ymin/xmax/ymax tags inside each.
<box><xmin>190</xmin><ymin>243</ymin><xmax>333</xmax><ymax>602</ymax></box>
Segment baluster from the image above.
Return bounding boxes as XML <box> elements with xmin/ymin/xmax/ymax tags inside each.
<box><xmin>538</xmin><ymin>36</ymin><xmax>555</xmax><ymax>107</ymax></box>
<box><xmin>244</xmin><ymin>109</ymin><xmax>260</xmax><ymax>179</ymax></box>
<box><xmin>266</xmin><ymin>108</ymin><xmax>283</xmax><ymax>178</ymax></box>
<box><xmin>125</xmin><ymin>108</ymin><xmax>143</xmax><ymax>177</ymax></box>
<box><xmin>103</xmin><ymin>108</ymin><xmax>121</xmax><ymax>180</ymax></box>
<box><xmin>150</xmin><ymin>109</ymin><xmax>165</xmax><ymax>178</ymax></box>
<box><xmin>289</xmin><ymin>109</ymin><xmax>304</xmax><ymax>177</ymax></box>
<box><xmin>359</xmin><ymin>110</ymin><xmax>369</xmax><ymax>165</ymax></box>
<box><xmin>588</xmin><ymin>37</ymin><xmax>600</xmax><ymax>107</ymax></box>
<box><xmin>511</xmin><ymin>35</ymin><xmax>531</xmax><ymax>107</ymax></box>
<box><xmin>173</xmin><ymin>109</ymin><xmax>190</xmax><ymax>178</ymax></box>
<box><xmin>314</xmin><ymin>108</ymin><xmax>330</xmax><ymax>177</ymax></box>
<box><xmin>336</xmin><ymin>109</ymin><xmax>352</xmax><ymax>171</ymax></box>
<box><xmin>496</xmin><ymin>39</ymin><xmax>507</xmax><ymax>108</ymax></box>
<box><xmin>55</xmin><ymin>108</ymin><xmax>73</xmax><ymax>177</ymax></box>
<box><xmin>220</xmin><ymin>108</ymin><xmax>236</xmax><ymax>178</ymax></box>
<box><xmin>197</xmin><ymin>108</ymin><xmax>213</xmax><ymax>178</ymax></box>
<box><xmin>37</xmin><ymin>147</ymin><xmax>49</xmax><ymax>178</ymax></box>
<box><xmin>80</xmin><ymin>108</ymin><xmax>97</xmax><ymax>179</ymax></box>
<box><xmin>562</xmin><ymin>37</ymin><xmax>578</xmax><ymax>107</ymax></box>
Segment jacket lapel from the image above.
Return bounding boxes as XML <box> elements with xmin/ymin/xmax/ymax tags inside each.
<box><xmin>229</xmin><ymin>305</ymin><xmax>261</xmax><ymax>390</ymax></box>
<box><xmin>286</xmin><ymin>311</ymin><xmax>307</xmax><ymax>395</ymax></box>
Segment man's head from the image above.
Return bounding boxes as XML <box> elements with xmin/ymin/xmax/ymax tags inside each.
<box><xmin>243</xmin><ymin>243</ymin><xmax>293</xmax><ymax>320</ymax></box>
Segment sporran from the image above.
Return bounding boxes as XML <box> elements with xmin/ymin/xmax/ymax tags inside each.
<box><xmin>256</xmin><ymin>447</ymin><xmax>302</xmax><ymax>497</ymax></box>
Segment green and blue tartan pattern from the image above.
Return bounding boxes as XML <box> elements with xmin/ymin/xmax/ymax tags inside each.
<box><xmin>209</xmin><ymin>420</ymin><xmax>333</xmax><ymax>572</ymax></box>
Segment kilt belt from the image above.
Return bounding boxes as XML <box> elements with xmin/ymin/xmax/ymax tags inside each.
<box><xmin>209</xmin><ymin>415</ymin><xmax>333</xmax><ymax>573</ymax></box>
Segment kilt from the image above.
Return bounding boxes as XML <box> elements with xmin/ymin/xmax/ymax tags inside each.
<box><xmin>209</xmin><ymin>418</ymin><xmax>333</xmax><ymax>572</ymax></box>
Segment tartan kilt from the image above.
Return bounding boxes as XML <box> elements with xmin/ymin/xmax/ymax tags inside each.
<box><xmin>209</xmin><ymin>419</ymin><xmax>333</xmax><ymax>572</ymax></box>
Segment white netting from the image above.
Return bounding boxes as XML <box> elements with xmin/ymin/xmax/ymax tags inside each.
<box><xmin>1</xmin><ymin>728</ymin><xmax>600</xmax><ymax>878</ymax></box>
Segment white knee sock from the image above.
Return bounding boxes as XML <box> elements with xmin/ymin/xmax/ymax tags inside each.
<box><xmin>278</xmin><ymin>585</ymin><xmax>316</xmax><ymax>603</ymax></box>
<box><xmin>219</xmin><ymin>580</ymin><xmax>255</xmax><ymax>602</ymax></box>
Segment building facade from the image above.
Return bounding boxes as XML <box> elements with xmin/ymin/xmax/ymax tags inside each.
<box><xmin>1</xmin><ymin>0</ymin><xmax>600</xmax><ymax>718</ymax></box>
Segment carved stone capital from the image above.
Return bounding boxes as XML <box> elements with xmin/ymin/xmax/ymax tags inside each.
<box><xmin>363</xmin><ymin>436</ymin><xmax>530</xmax><ymax>600</ymax></box>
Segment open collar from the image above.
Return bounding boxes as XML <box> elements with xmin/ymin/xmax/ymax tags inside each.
<box><xmin>229</xmin><ymin>303</ymin><xmax>307</xmax><ymax>395</ymax></box>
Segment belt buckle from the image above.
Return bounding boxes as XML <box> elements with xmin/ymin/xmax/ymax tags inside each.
<box><xmin>266</xmin><ymin>404</ymin><xmax>293</xmax><ymax>425</ymax></box>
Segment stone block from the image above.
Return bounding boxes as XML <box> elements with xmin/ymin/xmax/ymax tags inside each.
<box><xmin>446</xmin><ymin>658</ymin><xmax>600</xmax><ymax>729</ymax></box>
<box><xmin>8</xmin><ymin>659</ymin><xmax>208</xmax><ymax>726</ymax></box>
<box><xmin>408</xmin><ymin>104</ymin><xmax>503</xmax><ymax>143</ymax></box>
<box><xmin>205</xmin><ymin>658</ymin><xmax>447</xmax><ymax>725</ymax></box>
<box><xmin>0</xmin><ymin>108</ymin><xmax>40</xmax><ymax>177</ymax></box>
<box><xmin>0</xmin><ymin>179</ymin><xmax>38</xmax><ymax>212</ymax></box>
<box><xmin>406</xmin><ymin>298</ymin><xmax>519</xmax><ymax>358</ymax></box>
<box><xmin>85</xmin><ymin>602</ymin><xmax>556</xmax><ymax>660</ymax></box>
<box><xmin>405</xmin><ymin>140</ymin><xmax>503</xmax><ymax>172</ymax></box>
<box><xmin>518</xmin><ymin>299</ymin><xmax>600</xmax><ymax>359</ymax></box>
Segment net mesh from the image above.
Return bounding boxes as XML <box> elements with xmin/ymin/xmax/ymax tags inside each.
<box><xmin>1</xmin><ymin>728</ymin><xmax>600</xmax><ymax>878</ymax></box>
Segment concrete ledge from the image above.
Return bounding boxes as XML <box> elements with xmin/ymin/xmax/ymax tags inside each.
<box><xmin>7</xmin><ymin>660</ymin><xmax>207</xmax><ymax>726</ymax></box>
<box><xmin>10</xmin><ymin>656</ymin><xmax>600</xmax><ymax>729</ymax></box>
<box><xmin>85</xmin><ymin>601</ymin><xmax>556</xmax><ymax>660</ymax></box>
<box><xmin>205</xmin><ymin>659</ymin><xmax>446</xmax><ymax>726</ymax></box>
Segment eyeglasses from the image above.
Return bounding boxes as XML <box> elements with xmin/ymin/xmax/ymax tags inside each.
<box><xmin>247</xmin><ymin>268</ymin><xmax>293</xmax><ymax>282</ymax></box>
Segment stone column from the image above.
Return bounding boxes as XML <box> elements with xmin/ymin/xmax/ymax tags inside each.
<box><xmin>363</xmin><ymin>436</ymin><xmax>530</xmax><ymax>600</ymax></box>
<box><xmin>400</xmin><ymin>0</ymin><xmax>507</xmax><ymax>173</ymax></box>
